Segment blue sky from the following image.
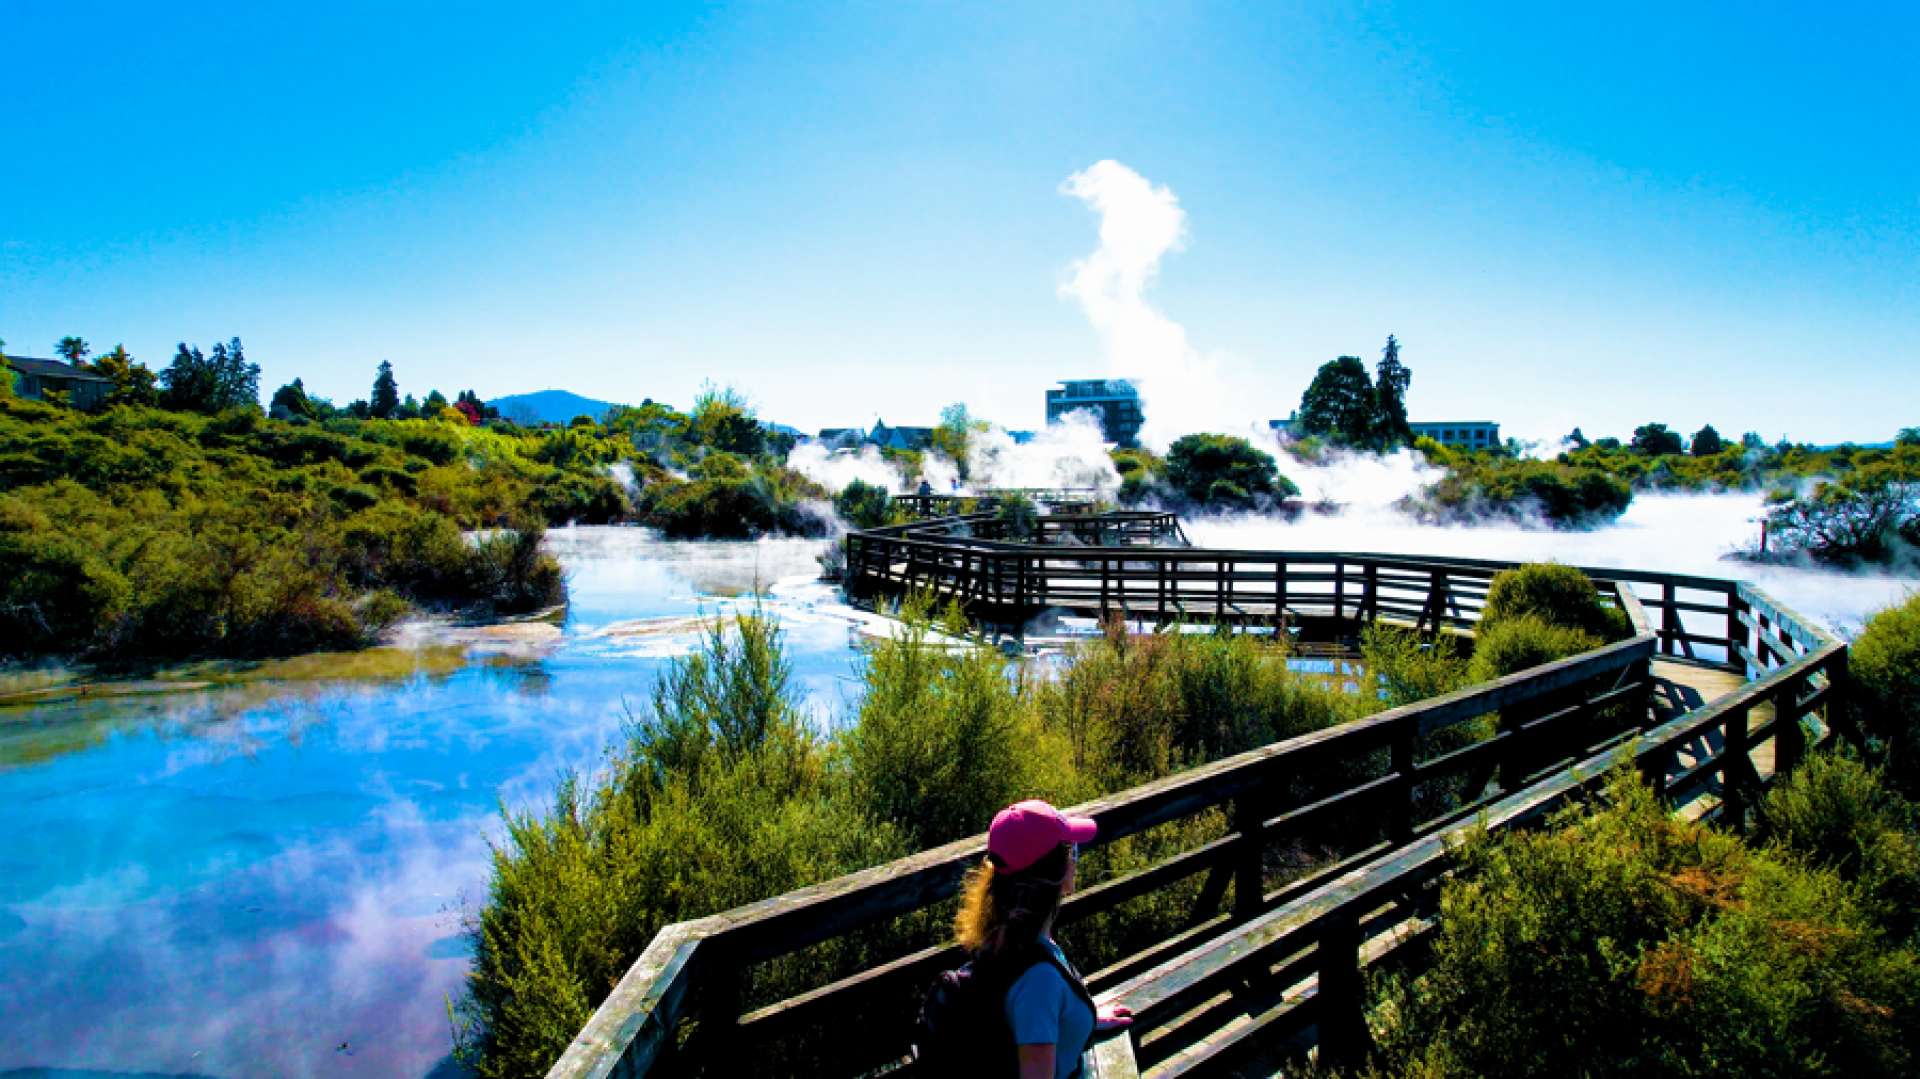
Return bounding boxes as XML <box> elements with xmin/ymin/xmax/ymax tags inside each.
<box><xmin>3</xmin><ymin>2</ymin><xmax>1915</xmax><ymax>443</ymax></box>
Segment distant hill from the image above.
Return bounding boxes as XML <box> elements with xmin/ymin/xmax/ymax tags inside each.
<box><xmin>490</xmin><ymin>389</ymin><xmax>622</xmax><ymax>426</ymax></box>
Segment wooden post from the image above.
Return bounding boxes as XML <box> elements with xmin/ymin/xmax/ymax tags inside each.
<box><xmin>1722</xmin><ymin>703</ymin><xmax>1751</xmax><ymax>832</ymax></box>
<box><xmin>1726</xmin><ymin>588</ymin><xmax>1747</xmax><ymax>675</ymax></box>
<box><xmin>1100</xmin><ymin>555</ymin><xmax>1111</xmax><ymax>619</ymax></box>
<box><xmin>1232</xmin><ymin>783</ymin><xmax>1269</xmax><ymax>920</ymax></box>
<box><xmin>1215</xmin><ymin>559</ymin><xmax>1226</xmax><ymax>622</ymax></box>
<box><xmin>1157</xmin><ymin>557</ymin><xmax>1167</xmax><ymax>621</ymax></box>
<box><xmin>1333</xmin><ymin>559</ymin><xmax>1345</xmax><ymax>622</ymax></box>
<box><xmin>1317</xmin><ymin>910</ymin><xmax>1368</xmax><ymax>1070</ymax></box>
<box><xmin>1277</xmin><ymin>557</ymin><xmax>1289</xmax><ymax>627</ymax></box>
<box><xmin>1775</xmin><ymin>674</ymin><xmax>1807</xmax><ymax>777</ymax></box>
<box><xmin>1363</xmin><ymin>562</ymin><xmax>1379</xmax><ymax>623</ymax></box>
<box><xmin>1661</xmin><ymin>580</ymin><xmax>1678</xmax><ymax>657</ymax></box>
<box><xmin>1390</xmin><ymin>718</ymin><xmax>1416</xmax><ymax>845</ymax></box>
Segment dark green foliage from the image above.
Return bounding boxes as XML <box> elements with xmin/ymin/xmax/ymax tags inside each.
<box><xmin>1164</xmin><ymin>433</ymin><xmax>1296</xmax><ymax>508</ymax></box>
<box><xmin>1298</xmin><ymin>356</ymin><xmax>1377</xmax><ymax>445</ymax></box>
<box><xmin>1690</xmin><ymin>424</ymin><xmax>1726</xmax><ymax>456</ymax></box>
<box><xmin>1478</xmin><ymin>562</ymin><xmax>1632</xmax><ymax>643</ymax></box>
<box><xmin>833</xmin><ymin>478</ymin><xmax>892</xmax><ymax>529</ymax></box>
<box><xmin>1851</xmin><ymin>594</ymin><xmax>1920</xmax><ymax>794</ymax></box>
<box><xmin>54</xmin><ymin>335</ymin><xmax>90</xmax><ymax>365</ymax></box>
<box><xmin>159</xmin><ymin>338</ymin><xmax>260</xmax><ymax>413</ymax></box>
<box><xmin>1467</xmin><ymin>615</ymin><xmax>1602</xmax><ymax>683</ymax></box>
<box><xmin>371</xmin><ymin>360</ymin><xmax>400</xmax><ymax>419</ymax></box>
<box><xmin>1631</xmin><ymin>421</ymin><xmax>1686</xmax><ymax>456</ymax></box>
<box><xmin>91</xmin><ymin>345</ymin><xmax>160</xmax><ymax>409</ymax></box>
<box><xmin>1415</xmin><ymin>457</ymin><xmax>1633</xmax><ymax>528</ymax></box>
<box><xmin>1361</xmin><ymin>622</ymin><xmax>1470</xmax><ymax>708</ymax></box>
<box><xmin>687</xmin><ymin>384</ymin><xmax>764</xmax><ymax>455</ymax></box>
<box><xmin>460</xmin><ymin>612</ymin><xmax>908</xmax><ymax>1077</ymax></box>
<box><xmin>1374</xmin><ymin>335</ymin><xmax>1412</xmax><ymax>447</ymax></box>
<box><xmin>1762</xmin><ymin>466</ymin><xmax>1918</xmax><ymax>567</ymax></box>
<box><xmin>1110</xmin><ymin>446</ymin><xmax>1162</xmax><ymax>505</ymax></box>
<box><xmin>466</xmin><ymin>606</ymin><xmax>1396</xmax><ymax>1074</ymax></box>
<box><xmin>646</xmin><ymin>453</ymin><xmax>827</xmax><ymax>539</ymax></box>
<box><xmin>0</xmin><ymin>398</ymin><xmax>566</xmax><ymax>662</ymax></box>
<box><xmin>1758</xmin><ymin>753</ymin><xmax>1920</xmax><ymax>939</ymax></box>
<box><xmin>1368</xmin><ymin>766</ymin><xmax>1920</xmax><ymax>1078</ymax></box>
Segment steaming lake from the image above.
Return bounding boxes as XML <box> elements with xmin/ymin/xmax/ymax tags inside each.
<box><xmin>2</xmin><ymin>505</ymin><xmax>1914</xmax><ymax>1078</ymax></box>
<box><xmin>0</xmin><ymin>530</ymin><xmax>858</xmax><ymax>1078</ymax></box>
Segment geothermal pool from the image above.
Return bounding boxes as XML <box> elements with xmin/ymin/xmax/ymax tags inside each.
<box><xmin>0</xmin><ymin>531</ymin><xmax>857</xmax><ymax>1078</ymax></box>
<box><xmin>1</xmin><ymin>502</ymin><xmax>1912</xmax><ymax>1078</ymax></box>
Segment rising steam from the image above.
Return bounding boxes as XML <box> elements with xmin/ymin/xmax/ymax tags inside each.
<box><xmin>1059</xmin><ymin>160</ymin><xmax>1234</xmax><ymax>449</ymax></box>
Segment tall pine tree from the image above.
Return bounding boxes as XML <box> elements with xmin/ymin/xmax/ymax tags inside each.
<box><xmin>1373</xmin><ymin>335</ymin><xmax>1412</xmax><ymax>447</ymax></box>
<box><xmin>371</xmin><ymin>360</ymin><xmax>400</xmax><ymax>419</ymax></box>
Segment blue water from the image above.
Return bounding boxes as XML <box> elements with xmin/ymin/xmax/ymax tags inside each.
<box><xmin>0</xmin><ymin>530</ymin><xmax>858</xmax><ymax>1078</ymax></box>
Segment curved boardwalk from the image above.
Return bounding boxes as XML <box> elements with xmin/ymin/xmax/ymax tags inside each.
<box><xmin>549</xmin><ymin>510</ymin><xmax>1848</xmax><ymax>1079</ymax></box>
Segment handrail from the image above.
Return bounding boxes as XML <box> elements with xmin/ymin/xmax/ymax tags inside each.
<box><xmin>546</xmin><ymin>512</ymin><xmax>1843</xmax><ymax>1078</ymax></box>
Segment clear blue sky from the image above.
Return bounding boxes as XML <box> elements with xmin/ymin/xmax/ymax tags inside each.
<box><xmin>3</xmin><ymin>2</ymin><xmax>1915</xmax><ymax>443</ymax></box>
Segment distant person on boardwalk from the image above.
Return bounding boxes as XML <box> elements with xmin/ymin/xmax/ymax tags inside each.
<box><xmin>950</xmin><ymin>799</ymin><xmax>1133</xmax><ymax>1078</ymax></box>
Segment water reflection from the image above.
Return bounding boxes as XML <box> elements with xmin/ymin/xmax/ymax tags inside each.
<box><xmin>0</xmin><ymin>528</ymin><xmax>845</xmax><ymax>1077</ymax></box>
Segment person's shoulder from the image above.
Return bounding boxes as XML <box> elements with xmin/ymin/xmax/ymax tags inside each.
<box><xmin>1005</xmin><ymin>954</ymin><xmax>1070</xmax><ymax>1002</ymax></box>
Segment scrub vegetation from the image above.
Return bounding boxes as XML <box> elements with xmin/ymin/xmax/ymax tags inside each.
<box><xmin>1348</xmin><ymin>591</ymin><xmax>1920</xmax><ymax>1079</ymax></box>
<box><xmin>0</xmin><ymin>340</ymin><xmax>839</xmax><ymax>662</ymax></box>
<box><xmin>461</xmin><ymin>600</ymin><xmax>1384</xmax><ymax>1075</ymax></box>
<box><xmin>459</xmin><ymin>562</ymin><xmax>1642</xmax><ymax>1075</ymax></box>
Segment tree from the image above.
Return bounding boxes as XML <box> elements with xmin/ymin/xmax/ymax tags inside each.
<box><xmin>688</xmin><ymin>383</ymin><xmax>763</xmax><ymax>455</ymax></box>
<box><xmin>269</xmin><ymin>378</ymin><xmax>318</xmax><ymax>421</ymax></box>
<box><xmin>91</xmin><ymin>344</ymin><xmax>159</xmax><ymax>408</ymax></box>
<box><xmin>159</xmin><ymin>338</ymin><xmax>260</xmax><ymax>413</ymax></box>
<box><xmin>1899</xmin><ymin>427</ymin><xmax>1920</xmax><ymax>448</ymax></box>
<box><xmin>0</xmin><ymin>338</ymin><xmax>12</xmax><ymax>398</ymax></box>
<box><xmin>398</xmin><ymin>394</ymin><xmax>422</xmax><ymax>421</ymax></box>
<box><xmin>1565</xmin><ymin>427</ymin><xmax>1590</xmax><ymax>451</ymax></box>
<box><xmin>371</xmin><ymin>360</ymin><xmax>400</xmax><ymax>419</ymax></box>
<box><xmin>1373</xmin><ymin>335</ymin><xmax>1412</xmax><ymax>446</ymax></box>
<box><xmin>834</xmin><ymin>479</ymin><xmax>893</xmax><ymax>529</ymax></box>
<box><xmin>1164</xmin><ymin>433</ymin><xmax>1297</xmax><ymax>507</ymax></box>
<box><xmin>54</xmin><ymin>336</ymin><xmax>90</xmax><ymax>367</ymax></box>
<box><xmin>1690</xmin><ymin>424</ymin><xmax>1726</xmax><ymax>457</ymax></box>
<box><xmin>1630</xmin><ymin>422</ymin><xmax>1684</xmax><ymax>456</ymax></box>
<box><xmin>424</xmin><ymin>389</ymin><xmax>449</xmax><ymax>414</ymax></box>
<box><xmin>1298</xmin><ymin>356</ymin><xmax>1377</xmax><ymax>446</ymax></box>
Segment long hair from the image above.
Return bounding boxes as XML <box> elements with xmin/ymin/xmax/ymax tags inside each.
<box><xmin>953</xmin><ymin>844</ymin><xmax>1072</xmax><ymax>965</ymax></box>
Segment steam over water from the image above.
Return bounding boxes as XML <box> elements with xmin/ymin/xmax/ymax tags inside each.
<box><xmin>1188</xmin><ymin>491</ymin><xmax>1916</xmax><ymax>638</ymax></box>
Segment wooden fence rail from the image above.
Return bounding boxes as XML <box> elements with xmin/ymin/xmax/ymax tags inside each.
<box><xmin>549</xmin><ymin>521</ymin><xmax>1847</xmax><ymax>1079</ymax></box>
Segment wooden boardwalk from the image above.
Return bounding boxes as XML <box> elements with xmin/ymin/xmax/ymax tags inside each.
<box><xmin>552</xmin><ymin>515</ymin><xmax>1850</xmax><ymax>1079</ymax></box>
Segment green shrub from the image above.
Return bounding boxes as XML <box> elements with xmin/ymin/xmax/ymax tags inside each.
<box><xmin>1852</xmin><ymin>594</ymin><xmax>1920</xmax><ymax>790</ymax></box>
<box><xmin>1758</xmin><ymin>753</ymin><xmax>1920</xmax><ymax>940</ymax></box>
<box><xmin>1467</xmin><ymin>615</ymin><xmax>1603</xmax><ymax>683</ymax></box>
<box><xmin>833</xmin><ymin>478</ymin><xmax>893</xmax><ymax>530</ymax></box>
<box><xmin>1368</xmin><ymin>767</ymin><xmax>1920</xmax><ymax>1078</ymax></box>
<box><xmin>1478</xmin><ymin>562</ymin><xmax>1631</xmax><ymax>642</ymax></box>
<box><xmin>1362</xmin><ymin>623</ymin><xmax>1470</xmax><ymax>708</ymax></box>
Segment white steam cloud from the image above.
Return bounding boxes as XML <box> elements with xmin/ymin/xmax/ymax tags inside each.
<box><xmin>1059</xmin><ymin>160</ymin><xmax>1233</xmax><ymax>449</ymax></box>
<box><xmin>785</xmin><ymin>442</ymin><xmax>904</xmax><ymax>493</ymax></box>
<box><xmin>967</xmin><ymin>412</ymin><xmax>1120</xmax><ymax>493</ymax></box>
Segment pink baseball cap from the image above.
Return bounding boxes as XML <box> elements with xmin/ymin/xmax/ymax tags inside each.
<box><xmin>988</xmin><ymin>799</ymin><xmax>1097</xmax><ymax>873</ymax></box>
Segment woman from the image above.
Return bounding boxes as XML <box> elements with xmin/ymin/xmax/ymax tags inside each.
<box><xmin>954</xmin><ymin>799</ymin><xmax>1134</xmax><ymax>1079</ymax></box>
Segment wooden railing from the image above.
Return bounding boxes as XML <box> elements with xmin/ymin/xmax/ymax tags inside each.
<box><xmin>550</xmin><ymin>564</ymin><xmax>1674</xmax><ymax>1078</ymax></box>
<box><xmin>849</xmin><ymin>514</ymin><xmax>1771</xmax><ymax>665</ymax></box>
<box><xmin>548</xmin><ymin>513</ymin><xmax>1849</xmax><ymax>1078</ymax></box>
<box><xmin>1086</xmin><ymin>613</ymin><xmax>1847</xmax><ymax>1077</ymax></box>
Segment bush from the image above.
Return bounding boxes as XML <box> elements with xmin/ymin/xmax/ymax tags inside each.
<box><xmin>1850</xmin><ymin>594</ymin><xmax>1920</xmax><ymax>793</ymax></box>
<box><xmin>844</xmin><ymin>601</ymin><xmax>1072</xmax><ymax>849</ymax></box>
<box><xmin>1362</xmin><ymin>623</ymin><xmax>1470</xmax><ymax>708</ymax></box>
<box><xmin>1478</xmin><ymin>562</ymin><xmax>1631</xmax><ymax>643</ymax></box>
<box><xmin>1467</xmin><ymin>615</ymin><xmax>1603</xmax><ymax>683</ymax></box>
<box><xmin>1368</xmin><ymin>767</ymin><xmax>1920</xmax><ymax>1078</ymax></box>
<box><xmin>833</xmin><ymin>478</ymin><xmax>893</xmax><ymax>530</ymax></box>
<box><xmin>1164</xmin><ymin>433</ymin><xmax>1297</xmax><ymax>509</ymax></box>
<box><xmin>1758</xmin><ymin>753</ymin><xmax>1920</xmax><ymax>940</ymax></box>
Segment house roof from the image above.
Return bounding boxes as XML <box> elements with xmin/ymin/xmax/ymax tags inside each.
<box><xmin>5</xmin><ymin>356</ymin><xmax>113</xmax><ymax>383</ymax></box>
